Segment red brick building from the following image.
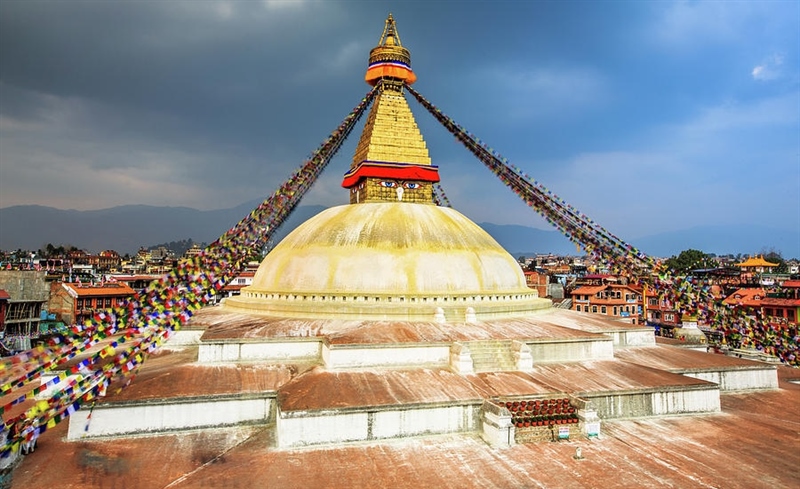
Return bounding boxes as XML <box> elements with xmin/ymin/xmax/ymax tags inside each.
<box><xmin>570</xmin><ymin>277</ymin><xmax>642</xmax><ymax>324</ymax></box>
<box><xmin>49</xmin><ymin>282</ymin><xmax>136</xmax><ymax>325</ymax></box>
<box><xmin>523</xmin><ymin>271</ymin><xmax>548</xmax><ymax>298</ymax></box>
<box><xmin>724</xmin><ymin>282</ymin><xmax>800</xmax><ymax>324</ymax></box>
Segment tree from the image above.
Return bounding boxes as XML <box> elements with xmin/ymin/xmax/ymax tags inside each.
<box><xmin>761</xmin><ymin>248</ymin><xmax>788</xmax><ymax>274</ymax></box>
<box><xmin>664</xmin><ymin>249</ymin><xmax>716</xmax><ymax>275</ymax></box>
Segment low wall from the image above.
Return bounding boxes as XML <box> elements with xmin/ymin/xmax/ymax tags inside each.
<box><xmin>67</xmin><ymin>394</ymin><xmax>274</xmax><ymax>440</ymax></box>
<box><xmin>277</xmin><ymin>402</ymin><xmax>481</xmax><ymax>448</ymax></box>
<box><xmin>528</xmin><ymin>339</ymin><xmax>614</xmax><ymax>364</ymax></box>
<box><xmin>609</xmin><ymin>329</ymin><xmax>656</xmax><ymax>347</ymax></box>
<box><xmin>324</xmin><ymin>344</ymin><xmax>451</xmax><ymax>369</ymax></box>
<box><xmin>164</xmin><ymin>329</ymin><xmax>204</xmax><ymax>347</ymax></box>
<box><xmin>197</xmin><ymin>340</ymin><xmax>321</xmax><ymax>363</ymax></box>
<box><xmin>584</xmin><ymin>386</ymin><xmax>720</xmax><ymax>419</ymax></box>
<box><xmin>685</xmin><ymin>367</ymin><xmax>778</xmax><ymax>391</ymax></box>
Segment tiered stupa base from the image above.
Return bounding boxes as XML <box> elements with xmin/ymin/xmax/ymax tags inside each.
<box><xmin>65</xmin><ymin>307</ymin><xmax>776</xmax><ymax>448</ymax></box>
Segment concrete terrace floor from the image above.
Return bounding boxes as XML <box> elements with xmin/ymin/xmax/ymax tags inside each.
<box><xmin>10</xmin><ymin>366</ymin><xmax>800</xmax><ymax>489</ymax></box>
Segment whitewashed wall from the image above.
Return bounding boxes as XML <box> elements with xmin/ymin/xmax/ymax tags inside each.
<box><xmin>686</xmin><ymin>367</ymin><xmax>778</xmax><ymax>391</ymax></box>
<box><xmin>611</xmin><ymin>329</ymin><xmax>656</xmax><ymax>347</ymax></box>
<box><xmin>164</xmin><ymin>329</ymin><xmax>204</xmax><ymax>347</ymax></box>
<box><xmin>528</xmin><ymin>339</ymin><xmax>614</xmax><ymax>364</ymax></box>
<box><xmin>67</xmin><ymin>395</ymin><xmax>273</xmax><ymax>440</ymax></box>
<box><xmin>198</xmin><ymin>340</ymin><xmax>321</xmax><ymax>363</ymax></box>
<box><xmin>277</xmin><ymin>411</ymin><xmax>369</xmax><ymax>447</ymax></box>
<box><xmin>324</xmin><ymin>344</ymin><xmax>451</xmax><ymax>369</ymax></box>
<box><xmin>586</xmin><ymin>387</ymin><xmax>720</xmax><ymax>419</ymax></box>
<box><xmin>277</xmin><ymin>403</ymin><xmax>480</xmax><ymax>448</ymax></box>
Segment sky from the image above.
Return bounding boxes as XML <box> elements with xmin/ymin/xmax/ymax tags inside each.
<box><xmin>1</xmin><ymin>0</ymin><xmax>798</xmax><ymax>244</ymax></box>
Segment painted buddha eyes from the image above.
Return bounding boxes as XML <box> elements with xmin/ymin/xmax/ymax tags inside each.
<box><xmin>379</xmin><ymin>181</ymin><xmax>420</xmax><ymax>189</ymax></box>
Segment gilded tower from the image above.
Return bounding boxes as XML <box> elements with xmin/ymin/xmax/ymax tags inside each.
<box><xmin>341</xmin><ymin>14</ymin><xmax>439</xmax><ymax>204</ymax></box>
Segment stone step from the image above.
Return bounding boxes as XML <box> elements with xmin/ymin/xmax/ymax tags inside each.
<box><xmin>467</xmin><ymin>340</ymin><xmax>518</xmax><ymax>372</ymax></box>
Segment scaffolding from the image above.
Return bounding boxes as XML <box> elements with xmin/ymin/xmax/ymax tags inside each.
<box><xmin>0</xmin><ymin>271</ymin><xmax>49</xmax><ymax>352</ymax></box>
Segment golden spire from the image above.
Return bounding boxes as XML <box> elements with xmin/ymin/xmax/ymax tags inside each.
<box><xmin>365</xmin><ymin>13</ymin><xmax>416</xmax><ymax>86</ymax></box>
<box><xmin>342</xmin><ymin>14</ymin><xmax>438</xmax><ymax>204</ymax></box>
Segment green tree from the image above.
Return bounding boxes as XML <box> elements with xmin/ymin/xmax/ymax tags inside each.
<box><xmin>761</xmin><ymin>248</ymin><xmax>788</xmax><ymax>274</ymax></box>
<box><xmin>664</xmin><ymin>249</ymin><xmax>716</xmax><ymax>275</ymax></box>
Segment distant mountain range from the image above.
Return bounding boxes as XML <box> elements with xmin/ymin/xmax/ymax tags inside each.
<box><xmin>1</xmin><ymin>203</ymin><xmax>797</xmax><ymax>259</ymax></box>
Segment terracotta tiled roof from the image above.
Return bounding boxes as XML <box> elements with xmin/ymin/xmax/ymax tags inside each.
<box><xmin>221</xmin><ymin>284</ymin><xmax>247</xmax><ymax>291</ymax></box>
<box><xmin>760</xmin><ymin>297</ymin><xmax>800</xmax><ymax>307</ymax></box>
<box><xmin>570</xmin><ymin>285</ymin><xmax>606</xmax><ymax>296</ymax></box>
<box><xmin>723</xmin><ymin>288</ymin><xmax>766</xmax><ymax>307</ymax></box>
<box><xmin>782</xmin><ymin>280</ymin><xmax>800</xmax><ymax>288</ymax></box>
<box><xmin>64</xmin><ymin>283</ymin><xmax>136</xmax><ymax>297</ymax></box>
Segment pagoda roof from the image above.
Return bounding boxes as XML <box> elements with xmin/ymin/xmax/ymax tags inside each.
<box><xmin>736</xmin><ymin>255</ymin><xmax>779</xmax><ymax>267</ymax></box>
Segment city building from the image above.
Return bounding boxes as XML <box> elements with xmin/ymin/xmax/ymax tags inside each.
<box><xmin>569</xmin><ymin>274</ymin><xmax>642</xmax><ymax>324</ymax></box>
<box><xmin>724</xmin><ymin>281</ymin><xmax>800</xmax><ymax>325</ymax></box>
<box><xmin>48</xmin><ymin>282</ymin><xmax>137</xmax><ymax>325</ymax></box>
<box><xmin>0</xmin><ymin>271</ymin><xmax>49</xmax><ymax>351</ymax></box>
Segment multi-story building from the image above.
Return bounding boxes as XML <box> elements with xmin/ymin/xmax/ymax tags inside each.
<box><xmin>643</xmin><ymin>285</ymin><xmax>682</xmax><ymax>335</ymax></box>
<box><xmin>569</xmin><ymin>274</ymin><xmax>642</xmax><ymax>324</ymax></box>
<box><xmin>90</xmin><ymin>250</ymin><xmax>122</xmax><ymax>272</ymax></box>
<box><xmin>108</xmin><ymin>274</ymin><xmax>161</xmax><ymax>292</ymax></box>
<box><xmin>0</xmin><ymin>270</ymin><xmax>50</xmax><ymax>351</ymax></box>
<box><xmin>219</xmin><ymin>264</ymin><xmax>260</xmax><ymax>301</ymax></box>
<box><xmin>523</xmin><ymin>270</ymin><xmax>549</xmax><ymax>298</ymax></box>
<box><xmin>724</xmin><ymin>280</ymin><xmax>800</xmax><ymax>324</ymax></box>
<box><xmin>49</xmin><ymin>282</ymin><xmax>136</xmax><ymax>325</ymax></box>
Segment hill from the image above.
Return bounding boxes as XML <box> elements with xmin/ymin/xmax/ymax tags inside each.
<box><xmin>1</xmin><ymin>203</ymin><xmax>797</xmax><ymax>259</ymax></box>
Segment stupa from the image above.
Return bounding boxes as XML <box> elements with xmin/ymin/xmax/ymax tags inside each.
<box><xmin>10</xmin><ymin>15</ymin><xmax>796</xmax><ymax>489</ymax></box>
<box><xmin>223</xmin><ymin>13</ymin><xmax>550</xmax><ymax>324</ymax></box>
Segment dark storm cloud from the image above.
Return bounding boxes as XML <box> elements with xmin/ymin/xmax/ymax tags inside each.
<box><xmin>1</xmin><ymin>1</ymin><xmax>367</xmax><ymax>172</ymax></box>
<box><xmin>0</xmin><ymin>1</ymin><xmax>797</xmax><ymax>240</ymax></box>
<box><xmin>0</xmin><ymin>1</ymin><xmax>404</xmax><ymax>215</ymax></box>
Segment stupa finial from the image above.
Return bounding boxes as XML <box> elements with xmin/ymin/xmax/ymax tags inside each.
<box><xmin>343</xmin><ymin>14</ymin><xmax>437</xmax><ymax>204</ymax></box>
<box><xmin>365</xmin><ymin>13</ymin><xmax>417</xmax><ymax>86</ymax></box>
<box><xmin>379</xmin><ymin>13</ymin><xmax>402</xmax><ymax>47</ymax></box>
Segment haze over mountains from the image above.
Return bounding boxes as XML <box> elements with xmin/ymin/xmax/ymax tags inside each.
<box><xmin>0</xmin><ymin>203</ymin><xmax>797</xmax><ymax>259</ymax></box>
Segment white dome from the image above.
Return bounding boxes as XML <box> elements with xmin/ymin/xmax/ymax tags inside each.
<box><xmin>224</xmin><ymin>203</ymin><xmax>550</xmax><ymax>321</ymax></box>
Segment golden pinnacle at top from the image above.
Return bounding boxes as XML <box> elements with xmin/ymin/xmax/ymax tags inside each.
<box><xmin>365</xmin><ymin>13</ymin><xmax>417</xmax><ymax>86</ymax></box>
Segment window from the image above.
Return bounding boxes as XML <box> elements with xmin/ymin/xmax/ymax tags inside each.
<box><xmin>77</xmin><ymin>299</ymin><xmax>83</xmax><ymax>308</ymax></box>
<box><xmin>105</xmin><ymin>298</ymin><xmax>112</xmax><ymax>308</ymax></box>
<box><xmin>601</xmin><ymin>306</ymin><xmax>607</xmax><ymax>314</ymax></box>
<box><xmin>613</xmin><ymin>307</ymin><xmax>617</xmax><ymax>315</ymax></box>
<box><xmin>592</xmin><ymin>305</ymin><xmax>597</xmax><ymax>313</ymax></box>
